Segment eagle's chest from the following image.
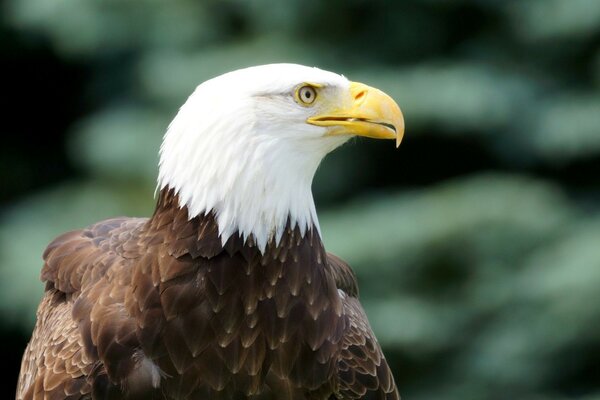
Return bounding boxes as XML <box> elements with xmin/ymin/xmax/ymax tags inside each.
<box><xmin>132</xmin><ymin>235</ymin><xmax>345</xmax><ymax>399</ymax></box>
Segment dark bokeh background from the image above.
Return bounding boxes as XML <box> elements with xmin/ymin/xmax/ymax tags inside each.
<box><xmin>2</xmin><ymin>0</ymin><xmax>600</xmax><ymax>398</ymax></box>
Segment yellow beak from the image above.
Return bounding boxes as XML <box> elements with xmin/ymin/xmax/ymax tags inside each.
<box><xmin>307</xmin><ymin>82</ymin><xmax>404</xmax><ymax>147</ymax></box>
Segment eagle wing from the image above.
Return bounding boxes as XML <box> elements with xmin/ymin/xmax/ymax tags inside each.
<box><xmin>16</xmin><ymin>290</ymin><xmax>93</xmax><ymax>400</ymax></box>
<box><xmin>327</xmin><ymin>253</ymin><xmax>400</xmax><ymax>400</ymax></box>
<box><xmin>17</xmin><ymin>217</ymin><xmax>148</xmax><ymax>400</ymax></box>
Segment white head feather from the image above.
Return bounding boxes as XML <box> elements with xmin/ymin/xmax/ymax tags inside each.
<box><xmin>157</xmin><ymin>64</ymin><xmax>351</xmax><ymax>251</ymax></box>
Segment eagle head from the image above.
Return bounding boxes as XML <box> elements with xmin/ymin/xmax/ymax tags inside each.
<box><xmin>157</xmin><ymin>63</ymin><xmax>404</xmax><ymax>251</ymax></box>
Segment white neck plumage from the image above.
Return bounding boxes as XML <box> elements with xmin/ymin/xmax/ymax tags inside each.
<box><xmin>158</xmin><ymin>136</ymin><xmax>325</xmax><ymax>252</ymax></box>
<box><xmin>156</xmin><ymin>90</ymin><xmax>345</xmax><ymax>253</ymax></box>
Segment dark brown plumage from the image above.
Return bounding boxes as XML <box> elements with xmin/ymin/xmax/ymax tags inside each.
<box><xmin>17</xmin><ymin>189</ymin><xmax>399</xmax><ymax>400</ymax></box>
<box><xmin>17</xmin><ymin>63</ymin><xmax>405</xmax><ymax>399</ymax></box>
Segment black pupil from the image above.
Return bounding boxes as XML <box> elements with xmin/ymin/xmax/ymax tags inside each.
<box><xmin>304</xmin><ymin>89</ymin><xmax>311</xmax><ymax>99</ymax></box>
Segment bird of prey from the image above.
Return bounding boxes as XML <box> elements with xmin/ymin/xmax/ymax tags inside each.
<box><xmin>17</xmin><ymin>63</ymin><xmax>404</xmax><ymax>400</ymax></box>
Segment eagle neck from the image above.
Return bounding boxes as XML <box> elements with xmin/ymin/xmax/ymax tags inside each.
<box><xmin>148</xmin><ymin>188</ymin><xmax>325</xmax><ymax>258</ymax></box>
<box><xmin>157</xmin><ymin>124</ymin><xmax>334</xmax><ymax>252</ymax></box>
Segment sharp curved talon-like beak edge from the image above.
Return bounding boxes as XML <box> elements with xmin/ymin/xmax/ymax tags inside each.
<box><xmin>307</xmin><ymin>81</ymin><xmax>404</xmax><ymax>148</ymax></box>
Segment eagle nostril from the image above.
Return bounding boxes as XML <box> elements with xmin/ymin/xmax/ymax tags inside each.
<box><xmin>354</xmin><ymin>90</ymin><xmax>366</xmax><ymax>101</ymax></box>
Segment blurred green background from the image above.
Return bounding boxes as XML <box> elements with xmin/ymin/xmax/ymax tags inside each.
<box><xmin>2</xmin><ymin>0</ymin><xmax>600</xmax><ymax>398</ymax></box>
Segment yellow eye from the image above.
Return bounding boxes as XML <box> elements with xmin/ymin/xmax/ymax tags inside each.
<box><xmin>296</xmin><ymin>85</ymin><xmax>317</xmax><ymax>105</ymax></box>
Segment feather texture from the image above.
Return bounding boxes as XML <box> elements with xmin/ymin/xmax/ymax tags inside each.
<box><xmin>17</xmin><ymin>189</ymin><xmax>399</xmax><ymax>399</ymax></box>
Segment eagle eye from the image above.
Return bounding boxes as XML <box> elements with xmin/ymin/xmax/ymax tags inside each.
<box><xmin>295</xmin><ymin>85</ymin><xmax>318</xmax><ymax>106</ymax></box>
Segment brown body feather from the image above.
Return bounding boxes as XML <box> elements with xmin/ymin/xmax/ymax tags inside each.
<box><xmin>17</xmin><ymin>189</ymin><xmax>399</xmax><ymax>399</ymax></box>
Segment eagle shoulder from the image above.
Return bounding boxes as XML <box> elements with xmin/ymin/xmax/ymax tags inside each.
<box><xmin>326</xmin><ymin>252</ymin><xmax>359</xmax><ymax>298</ymax></box>
<box><xmin>41</xmin><ymin>217</ymin><xmax>147</xmax><ymax>295</ymax></box>
<box><xmin>326</xmin><ymin>254</ymin><xmax>400</xmax><ymax>400</ymax></box>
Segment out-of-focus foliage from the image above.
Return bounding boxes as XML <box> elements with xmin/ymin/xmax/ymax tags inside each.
<box><xmin>2</xmin><ymin>0</ymin><xmax>600</xmax><ymax>398</ymax></box>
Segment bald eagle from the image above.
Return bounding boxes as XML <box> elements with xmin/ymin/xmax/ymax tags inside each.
<box><xmin>17</xmin><ymin>64</ymin><xmax>404</xmax><ymax>400</ymax></box>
